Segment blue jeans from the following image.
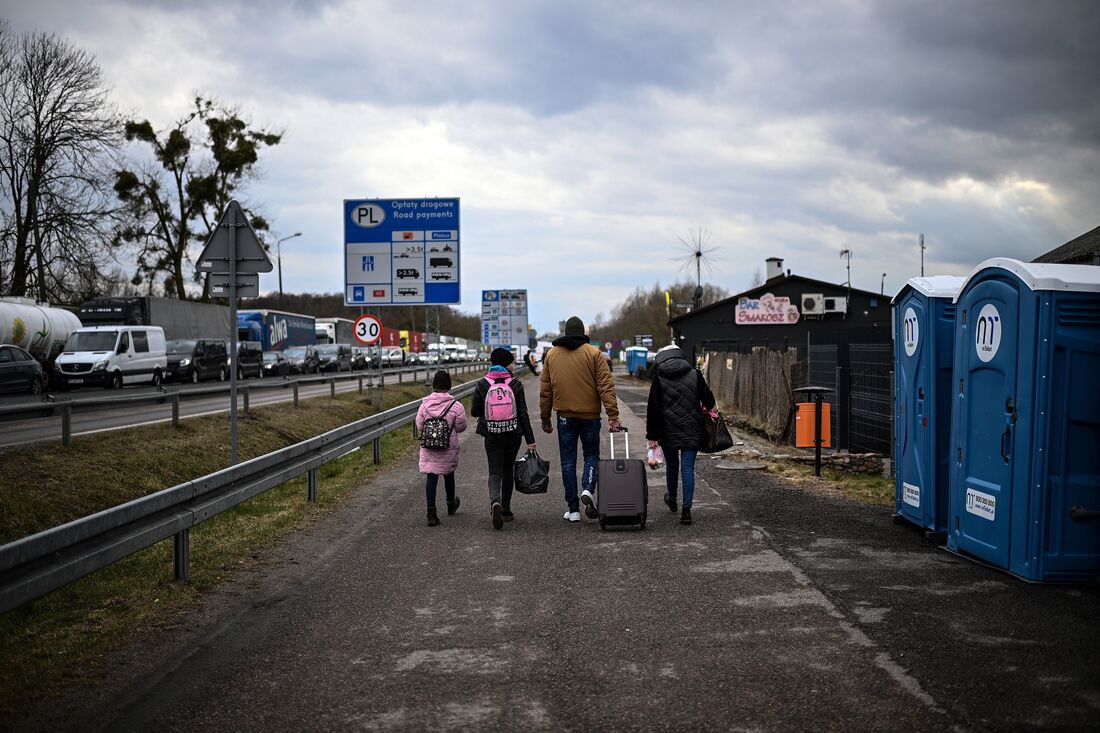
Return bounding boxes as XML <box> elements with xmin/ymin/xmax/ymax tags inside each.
<box><xmin>663</xmin><ymin>448</ymin><xmax>698</xmax><ymax>509</ymax></box>
<box><xmin>557</xmin><ymin>416</ymin><xmax>601</xmax><ymax>511</ymax></box>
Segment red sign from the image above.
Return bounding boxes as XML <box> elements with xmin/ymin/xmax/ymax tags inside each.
<box><xmin>734</xmin><ymin>294</ymin><xmax>800</xmax><ymax>325</ymax></box>
<box><xmin>354</xmin><ymin>315</ymin><xmax>383</xmax><ymax>345</ymax></box>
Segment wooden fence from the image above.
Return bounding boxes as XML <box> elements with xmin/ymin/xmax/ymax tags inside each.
<box><xmin>704</xmin><ymin>348</ymin><xmax>804</xmax><ymax>439</ymax></box>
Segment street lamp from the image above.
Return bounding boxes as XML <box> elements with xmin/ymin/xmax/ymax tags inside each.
<box><xmin>275</xmin><ymin>232</ymin><xmax>302</xmax><ymax>307</ymax></box>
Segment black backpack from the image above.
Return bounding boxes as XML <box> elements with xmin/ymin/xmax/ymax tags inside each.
<box><xmin>420</xmin><ymin>399</ymin><xmax>458</xmax><ymax>449</ymax></box>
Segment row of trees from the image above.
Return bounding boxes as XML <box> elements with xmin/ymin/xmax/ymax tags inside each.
<box><xmin>587</xmin><ymin>281</ymin><xmax>729</xmax><ymax>349</ymax></box>
<box><xmin>0</xmin><ymin>23</ymin><xmax>280</xmax><ymax>304</ymax></box>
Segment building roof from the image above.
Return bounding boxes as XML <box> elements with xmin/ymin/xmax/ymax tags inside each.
<box><xmin>670</xmin><ymin>272</ymin><xmax>881</xmax><ymax>324</ymax></box>
<box><xmin>1033</xmin><ymin>225</ymin><xmax>1100</xmax><ymax>265</ymax></box>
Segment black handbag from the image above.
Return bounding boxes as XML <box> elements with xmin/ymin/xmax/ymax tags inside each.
<box><xmin>702</xmin><ymin>409</ymin><xmax>734</xmax><ymax>453</ymax></box>
<box><xmin>513</xmin><ymin>449</ymin><xmax>550</xmax><ymax>494</ymax></box>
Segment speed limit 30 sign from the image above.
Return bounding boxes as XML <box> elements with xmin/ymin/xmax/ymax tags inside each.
<box><xmin>354</xmin><ymin>314</ymin><xmax>382</xmax><ymax>345</ymax></box>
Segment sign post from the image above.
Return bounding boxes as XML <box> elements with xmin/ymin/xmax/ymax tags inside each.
<box><xmin>198</xmin><ymin>200</ymin><xmax>273</xmax><ymax>464</ymax></box>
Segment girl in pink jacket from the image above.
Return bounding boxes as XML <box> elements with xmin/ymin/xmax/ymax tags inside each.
<box><xmin>414</xmin><ymin>370</ymin><xmax>468</xmax><ymax>526</ymax></box>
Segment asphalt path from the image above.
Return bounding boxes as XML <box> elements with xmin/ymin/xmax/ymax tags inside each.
<box><xmin>0</xmin><ymin>364</ymin><xmax>480</xmax><ymax>449</ymax></box>
<box><xmin>17</xmin><ymin>376</ymin><xmax>1100</xmax><ymax>731</ymax></box>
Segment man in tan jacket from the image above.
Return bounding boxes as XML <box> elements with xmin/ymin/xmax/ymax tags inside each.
<box><xmin>540</xmin><ymin>316</ymin><xmax>621</xmax><ymax>522</ymax></box>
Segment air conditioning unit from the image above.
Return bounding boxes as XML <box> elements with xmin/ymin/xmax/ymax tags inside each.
<box><xmin>823</xmin><ymin>296</ymin><xmax>848</xmax><ymax>313</ymax></box>
<box><xmin>802</xmin><ymin>293</ymin><xmax>824</xmax><ymax>315</ymax></box>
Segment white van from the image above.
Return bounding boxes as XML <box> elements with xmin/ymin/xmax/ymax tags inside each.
<box><xmin>54</xmin><ymin>325</ymin><xmax>167</xmax><ymax>390</ymax></box>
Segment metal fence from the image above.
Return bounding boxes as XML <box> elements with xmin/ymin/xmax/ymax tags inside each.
<box><xmin>847</xmin><ymin>344</ymin><xmax>893</xmax><ymax>455</ymax></box>
<box><xmin>0</xmin><ymin>368</ymin><xmax>514</xmax><ymax>614</ymax></box>
<box><xmin>0</xmin><ymin>362</ymin><xmax>488</xmax><ymax>447</ymax></box>
<box><xmin>806</xmin><ymin>344</ymin><xmax>839</xmax><ymax>444</ymax></box>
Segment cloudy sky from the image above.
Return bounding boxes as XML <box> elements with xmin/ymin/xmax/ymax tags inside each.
<box><xmin>5</xmin><ymin>0</ymin><xmax>1098</xmax><ymax>332</ymax></box>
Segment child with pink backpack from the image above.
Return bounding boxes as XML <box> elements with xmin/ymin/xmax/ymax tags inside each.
<box><xmin>415</xmin><ymin>370</ymin><xmax>468</xmax><ymax>527</ymax></box>
<box><xmin>471</xmin><ymin>348</ymin><xmax>537</xmax><ymax>529</ymax></box>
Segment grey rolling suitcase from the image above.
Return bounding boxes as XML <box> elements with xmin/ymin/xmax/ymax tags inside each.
<box><xmin>597</xmin><ymin>429</ymin><xmax>648</xmax><ymax>530</ymax></box>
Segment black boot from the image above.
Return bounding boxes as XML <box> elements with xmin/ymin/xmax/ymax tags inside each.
<box><xmin>680</xmin><ymin>507</ymin><xmax>692</xmax><ymax>525</ymax></box>
<box><xmin>427</xmin><ymin>507</ymin><xmax>440</xmax><ymax>527</ymax></box>
<box><xmin>664</xmin><ymin>493</ymin><xmax>678</xmax><ymax>513</ymax></box>
<box><xmin>446</xmin><ymin>496</ymin><xmax>461</xmax><ymax>516</ymax></box>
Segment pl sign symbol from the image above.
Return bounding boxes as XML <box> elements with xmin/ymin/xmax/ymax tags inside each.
<box><xmin>354</xmin><ymin>315</ymin><xmax>382</xmax><ymax>346</ymax></box>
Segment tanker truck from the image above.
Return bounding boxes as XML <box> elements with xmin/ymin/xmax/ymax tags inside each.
<box><xmin>0</xmin><ymin>297</ymin><xmax>82</xmax><ymax>363</ymax></box>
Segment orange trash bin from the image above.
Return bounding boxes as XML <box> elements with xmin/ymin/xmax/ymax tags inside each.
<box><xmin>795</xmin><ymin>402</ymin><xmax>831</xmax><ymax>448</ymax></box>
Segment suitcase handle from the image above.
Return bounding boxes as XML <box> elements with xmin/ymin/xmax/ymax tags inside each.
<box><xmin>609</xmin><ymin>427</ymin><xmax>629</xmax><ymax>459</ymax></box>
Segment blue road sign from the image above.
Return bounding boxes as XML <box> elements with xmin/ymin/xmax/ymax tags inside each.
<box><xmin>481</xmin><ymin>289</ymin><xmax>527</xmax><ymax>346</ymax></box>
<box><xmin>343</xmin><ymin>198</ymin><xmax>460</xmax><ymax>305</ymax></box>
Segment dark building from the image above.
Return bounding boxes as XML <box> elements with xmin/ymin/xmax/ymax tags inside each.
<box><xmin>1032</xmin><ymin>225</ymin><xmax>1100</xmax><ymax>266</ymax></box>
<box><xmin>670</xmin><ymin>257</ymin><xmax>891</xmax><ymax>360</ymax></box>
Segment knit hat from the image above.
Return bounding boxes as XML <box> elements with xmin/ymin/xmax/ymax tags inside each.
<box><xmin>432</xmin><ymin>370</ymin><xmax>452</xmax><ymax>390</ymax></box>
<box><xmin>490</xmin><ymin>347</ymin><xmax>515</xmax><ymax>367</ymax></box>
<box><xmin>564</xmin><ymin>316</ymin><xmax>585</xmax><ymax>336</ymax></box>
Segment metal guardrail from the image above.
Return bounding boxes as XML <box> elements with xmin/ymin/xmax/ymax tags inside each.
<box><xmin>0</xmin><ymin>361</ymin><xmax>488</xmax><ymax>446</ymax></box>
<box><xmin>0</xmin><ymin>368</ymin><xmax>517</xmax><ymax>614</ymax></box>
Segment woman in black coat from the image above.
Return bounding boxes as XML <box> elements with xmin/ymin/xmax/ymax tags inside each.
<box><xmin>645</xmin><ymin>345</ymin><xmax>716</xmax><ymax>525</ymax></box>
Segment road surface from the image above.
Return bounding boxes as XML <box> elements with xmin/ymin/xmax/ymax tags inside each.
<box><xmin>16</xmin><ymin>376</ymin><xmax>1100</xmax><ymax>731</ymax></box>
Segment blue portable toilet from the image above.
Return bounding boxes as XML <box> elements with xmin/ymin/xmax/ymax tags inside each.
<box><xmin>625</xmin><ymin>346</ymin><xmax>650</xmax><ymax>375</ymax></box>
<box><xmin>947</xmin><ymin>258</ymin><xmax>1100</xmax><ymax>582</ymax></box>
<box><xmin>892</xmin><ymin>275</ymin><xmax>967</xmax><ymax>537</ymax></box>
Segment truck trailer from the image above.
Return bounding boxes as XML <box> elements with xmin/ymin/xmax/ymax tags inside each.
<box><xmin>0</xmin><ymin>297</ymin><xmax>82</xmax><ymax>362</ymax></box>
<box><xmin>78</xmin><ymin>296</ymin><xmax>231</xmax><ymax>341</ymax></box>
<box><xmin>315</xmin><ymin>317</ymin><xmax>355</xmax><ymax>345</ymax></box>
<box><xmin>237</xmin><ymin>310</ymin><xmax>316</xmax><ymax>351</ymax></box>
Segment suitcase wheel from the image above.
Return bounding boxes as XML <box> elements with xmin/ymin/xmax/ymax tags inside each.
<box><xmin>639</xmin><ymin>514</ymin><xmax>647</xmax><ymax>530</ymax></box>
<box><xmin>599</xmin><ymin>518</ymin><xmax>607</xmax><ymax>530</ymax></box>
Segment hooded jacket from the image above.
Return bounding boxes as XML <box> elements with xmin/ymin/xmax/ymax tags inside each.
<box><xmin>645</xmin><ymin>347</ymin><xmax>716</xmax><ymax>449</ymax></box>
<box><xmin>415</xmin><ymin>390</ymin><xmax>468</xmax><ymax>474</ymax></box>
<box><xmin>471</xmin><ymin>367</ymin><xmax>536</xmax><ymax>443</ymax></box>
<box><xmin>539</xmin><ymin>335</ymin><xmax>619</xmax><ymax>422</ymax></box>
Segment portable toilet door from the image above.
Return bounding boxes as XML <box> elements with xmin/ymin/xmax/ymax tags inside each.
<box><xmin>892</xmin><ymin>276</ymin><xmax>966</xmax><ymax>536</ymax></box>
<box><xmin>948</xmin><ymin>258</ymin><xmax>1100</xmax><ymax>581</ymax></box>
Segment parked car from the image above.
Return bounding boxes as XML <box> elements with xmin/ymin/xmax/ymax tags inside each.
<box><xmin>166</xmin><ymin>339</ymin><xmax>228</xmax><ymax>383</ymax></box>
<box><xmin>317</xmin><ymin>343</ymin><xmax>353</xmax><ymax>372</ymax></box>
<box><xmin>0</xmin><ymin>344</ymin><xmax>44</xmax><ymax>395</ymax></box>
<box><xmin>229</xmin><ymin>340</ymin><xmax>264</xmax><ymax>379</ymax></box>
<box><xmin>262</xmin><ymin>350</ymin><xmax>290</xmax><ymax>377</ymax></box>
<box><xmin>284</xmin><ymin>345</ymin><xmax>320</xmax><ymax>374</ymax></box>
<box><xmin>350</xmin><ymin>346</ymin><xmax>368</xmax><ymax>371</ymax></box>
<box><xmin>380</xmin><ymin>346</ymin><xmax>405</xmax><ymax>367</ymax></box>
<box><xmin>54</xmin><ymin>325</ymin><xmax>167</xmax><ymax>390</ymax></box>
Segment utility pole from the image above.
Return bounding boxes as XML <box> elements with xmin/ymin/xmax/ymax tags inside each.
<box><xmin>919</xmin><ymin>233</ymin><xmax>925</xmax><ymax>277</ymax></box>
<box><xmin>881</xmin><ymin>273</ymin><xmax>887</xmax><ymax>295</ymax></box>
<box><xmin>840</xmin><ymin>248</ymin><xmax>852</xmax><ymax>315</ymax></box>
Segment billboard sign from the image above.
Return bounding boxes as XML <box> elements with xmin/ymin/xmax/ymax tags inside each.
<box><xmin>734</xmin><ymin>294</ymin><xmax>801</xmax><ymax>325</ymax></box>
<box><xmin>343</xmin><ymin>198</ymin><xmax>460</xmax><ymax>305</ymax></box>
<box><xmin>482</xmin><ymin>289</ymin><xmax>528</xmax><ymax>346</ymax></box>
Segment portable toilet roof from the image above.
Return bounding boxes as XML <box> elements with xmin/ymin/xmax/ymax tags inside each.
<box><xmin>891</xmin><ymin>275</ymin><xmax>967</xmax><ymax>303</ymax></box>
<box><xmin>953</xmin><ymin>258</ymin><xmax>1100</xmax><ymax>301</ymax></box>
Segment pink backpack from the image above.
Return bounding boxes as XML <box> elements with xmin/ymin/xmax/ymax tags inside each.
<box><xmin>484</xmin><ymin>374</ymin><xmax>518</xmax><ymax>433</ymax></box>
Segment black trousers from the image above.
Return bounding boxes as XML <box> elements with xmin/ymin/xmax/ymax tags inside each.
<box><xmin>484</xmin><ymin>434</ymin><xmax>522</xmax><ymax>509</ymax></box>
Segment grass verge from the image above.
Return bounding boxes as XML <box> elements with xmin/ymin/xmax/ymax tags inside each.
<box><xmin>764</xmin><ymin>460</ymin><xmax>894</xmax><ymax>507</ymax></box>
<box><xmin>0</xmin><ymin>377</ymin><xmax>475</xmax><ymax>722</ymax></box>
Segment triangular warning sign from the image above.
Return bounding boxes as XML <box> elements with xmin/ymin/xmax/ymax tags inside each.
<box><xmin>196</xmin><ymin>200</ymin><xmax>273</xmax><ymax>274</ymax></box>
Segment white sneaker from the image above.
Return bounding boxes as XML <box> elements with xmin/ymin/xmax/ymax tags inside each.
<box><xmin>580</xmin><ymin>489</ymin><xmax>598</xmax><ymax>519</ymax></box>
<box><xmin>563</xmin><ymin>511</ymin><xmax>581</xmax><ymax>522</ymax></box>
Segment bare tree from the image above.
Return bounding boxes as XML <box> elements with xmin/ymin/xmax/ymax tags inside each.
<box><xmin>750</xmin><ymin>267</ymin><xmax>764</xmax><ymax>288</ymax></box>
<box><xmin>114</xmin><ymin>96</ymin><xmax>281</xmax><ymax>298</ymax></box>
<box><xmin>0</xmin><ymin>23</ymin><xmax>121</xmax><ymax>302</ymax></box>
